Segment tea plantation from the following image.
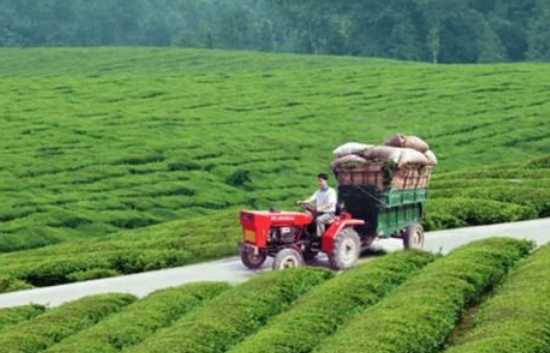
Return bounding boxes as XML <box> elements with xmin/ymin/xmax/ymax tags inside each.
<box><xmin>0</xmin><ymin>48</ymin><xmax>549</xmax><ymax>291</ymax></box>
<box><xmin>2</xmin><ymin>239</ymin><xmax>549</xmax><ymax>353</ymax></box>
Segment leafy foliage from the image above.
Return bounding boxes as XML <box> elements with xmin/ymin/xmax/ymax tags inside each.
<box><xmin>431</xmin><ymin>183</ymin><xmax>550</xmax><ymax>215</ymax></box>
<box><xmin>128</xmin><ymin>267</ymin><xmax>332</xmax><ymax>353</ymax></box>
<box><xmin>1</xmin><ymin>0</ymin><xmax>549</xmax><ymax>63</ymax></box>
<box><xmin>0</xmin><ymin>239</ymin><xmax>547</xmax><ymax>353</ymax></box>
<box><xmin>426</xmin><ymin>160</ymin><xmax>550</xmax><ymax>230</ymax></box>
<box><xmin>229</xmin><ymin>250</ymin><xmax>435</xmax><ymax>353</ymax></box>
<box><xmin>314</xmin><ymin>238</ymin><xmax>534</xmax><ymax>353</ymax></box>
<box><xmin>44</xmin><ymin>283</ymin><xmax>230</xmax><ymax>353</ymax></box>
<box><xmin>0</xmin><ymin>48</ymin><xmax>547</xmax><ymax>291</ymax></box>
<box><xmin>0</xmin><ymin>48</ymin><xmax>548</xmax><ymax>252</ymax></box>
<box><xmin>444</xmin><ymin>243</ymin><xmax>550</xmax><ymax>353</ymax></box>
<box><xmin>0</xmin><ymin>304</ymin><xmax>45</xmax><ymax>333</ymax></box>
<box><xmin>0</xmin><ymin>294</ymin><xmax>136</xmax><ymax>353</ymax></box>
<box><xmin>0</xmin><ymin>275</ymin><xmax>35</xmax><ymax>293</ymax></box>
<box><xmin>424</xmin><ymin>198</ymin><xmax>538</xmax><ymax>231</ymax></box>
<box><xmin>0</xmin><ymin>212</ymin><xmax>239</xmax><ymax>292</ymax></box>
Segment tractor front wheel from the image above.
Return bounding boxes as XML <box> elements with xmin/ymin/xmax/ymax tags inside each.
<box><xmin>329</xmin><ymin>228</ymin><xmax>361</xmax><ymax>270</ymax></box>
<box><xmin>240</xmin><ymin>247</ymin><xmax>267</xmax><ymax>269</ymax></box>
<box><xmin>403</xmin><ymin>223</ymin><xmax>425</xmax><ymax>249</ymax></box>
<box><xmin>273</xmin><ymin>248</ymin><xmax>304</xmax><ymax>271</ymax></box>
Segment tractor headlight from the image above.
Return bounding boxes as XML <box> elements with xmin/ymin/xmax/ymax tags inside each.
<box><xmin>244</xmin><ymin>230</ymin><xmax>256</xmax><ymax>242</ymax></box>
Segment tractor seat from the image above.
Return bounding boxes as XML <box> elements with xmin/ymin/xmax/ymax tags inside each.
<box><xmin>327</xmin><ymin>203</ymin><xmax>345</xmax><ymax>223</ymax></box>
<box><xmin>335</xmin><ymin>202</ymin><xmax>345</xmax><ymax>216</ymax></box>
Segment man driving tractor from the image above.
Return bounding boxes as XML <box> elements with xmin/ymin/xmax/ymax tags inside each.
<box><xmin>239</xmin><ymin>136</ymin><xmax>433</xmax><ymax>271</ymax></box>
<box><xmin>298</xmin><ymin>173</ymin><xmax>338</xmax><ymax>237</ymax></box>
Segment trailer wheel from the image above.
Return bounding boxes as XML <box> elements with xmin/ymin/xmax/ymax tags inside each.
<box><xmin>403</xmin><ymin>223</ymin><xmax>425</xmax><ymax>249</ymax></box>
<box><xmin>329</xmin><ymin>228</ymin><xmax>361</xmax><ymax>270</ymax></box>
<box><xmin>240</xmin><ymin>247</ymin><xmax>267</xmax><ymax>269</ymax></box>
<box><xmin>273</xmin><ymin>248</ymin><xmax>303</xmax><ymax>271</ymax></box>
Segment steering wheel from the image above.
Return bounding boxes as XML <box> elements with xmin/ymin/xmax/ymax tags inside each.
<box><xmin>298</xmin><ymin>202</ymin><xmax>316</xmax><ymax>214</ymax></box>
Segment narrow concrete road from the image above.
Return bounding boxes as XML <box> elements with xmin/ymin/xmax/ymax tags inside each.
<box><xmin>0</xmin><ymin>218</ymin><xmax>548</xmax><ymax>309</ymax></box>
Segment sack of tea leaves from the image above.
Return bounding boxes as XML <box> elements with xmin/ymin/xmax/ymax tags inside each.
<box><xmin>333</xmin><ymin>142</ymin><xmax>373</xmax><ymax>158</ymax></box>
<box><xmin>398</xmin><ymin>148</ymin><xmax>429</xmax><ymax>167</ymax></box>
<box><xmin>384</xmin><ymin>133</ymin><xmax>430</xmax><ymax>153</ymax></box>
<box><xmin>362</xmin><ymin>146</ymin><xmax>403</xmax><ymax>164</ymax></box>
<box><xmin>424</xmin><ymin>150</ymin><xmax>438</xmax><ymax>166</ymax></box>
<box><xmin>331</xmin><ymin>154</ymin><xmax>369</xmax><ymax>170</ymax></box>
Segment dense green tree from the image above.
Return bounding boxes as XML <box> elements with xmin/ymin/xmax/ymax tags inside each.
<box><xmin>389</xmin><ymin>15</ymin><xmax>423</xmax><ymax>61</ymax></box>
<box><xmin>257</xmin><ymin>19</ymin><xmax>275</xmax><ymax>52</ymax></box>
<box><xmin>427</xmin><ymin>26</ymin><xmax>441</xmax><ymax>64</ymax></box>
<box><xmin>526</xmin><ymin>8</ymin><xmax>550</xmax><ymax>61</ymax></box>
<box><xmin>0</xmin><ymin>0</ymin><xmax>547</xmax><ymax>63</ymax></box>
<box><xmin>478</xmin><ymin>23</ymin><xmax>508</xmax><ymax>63</ymax></box>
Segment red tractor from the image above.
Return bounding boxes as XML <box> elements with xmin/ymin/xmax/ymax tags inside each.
<box><xmin>239</xmin><ymin>203</ymin><xmax>367</xmax><ymax>271</ymax></box>
<box><xmin>239</xmin><ymin>183</ymin><xmax>429</xmax><ymax>271</ymax></box>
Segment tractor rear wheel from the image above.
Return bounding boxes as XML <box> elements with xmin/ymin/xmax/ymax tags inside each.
<box><xmin>403</xmin><ymin>223</ymin><xmax>425</xmax><ymax>249</ymax></box>
<box><xmin>240</xmin><ymin>247</ymin><xmax>267</xmax><ymax>269</ymax></box>
<box><xmin>329</xmin><ymin>228</ymin><xmax>361</xmax><ymax>270</ymax></box>
<box><xmin>273</xmin><ymin>248</ymin><xmax>304</xmax><ymax>271</ymax></box>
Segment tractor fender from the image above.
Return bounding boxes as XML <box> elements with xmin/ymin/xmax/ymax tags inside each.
<box><xmin>321</xmin><ymin>219</ymin><xmax>365</xmax><ymax>253</ymax></box>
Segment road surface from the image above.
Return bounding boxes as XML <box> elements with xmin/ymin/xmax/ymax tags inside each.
<box><xmin>0</xmin><ymin>218</ymin><xmax>548</xmax><ymax>309</ymax></box>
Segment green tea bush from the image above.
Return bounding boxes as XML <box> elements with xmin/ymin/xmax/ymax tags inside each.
<box><xmin>9</xmin><ymin>248</ymin><xmax>210</xmax><ymax>287</ymax></box>
<box><xmin>0</xmin><ymin>304</ymin><xmax>45</xmax><ymax>333</ymax></box>
<box><xmin>430</xmin><ymin>178</ymin><xmax>550</xmax><ymax>191</ymax></box>
<box><xmin>0</xmin><ymin>276</ymin><xmax>34</xmax><ymax>292</ymax></box>
<box><xmin>0</xmin><ymin>294</ymin><xmax>136</xmax><ymax>353</ymax></box>
<box><xmin>0</xmin><ymin>230</ymin><xmax>66</xmax><ymax>254</ymax></box>
<box><xmin>128</xmin><ymin>267</ymin><xmax>332</xmax><ymax>353</ymax></box>
<box><xmin>444</xmin><ymin>243</ymin><xmax>550</xmax><ymax>353</ymax></box>
<box><xmin>314</xmin><ymin>238</ymin><xmax>534</xmax><ymax>353</ymax></box>
<box><xmin>0</xmin><ymin>211</ymin><xmax>241</xmax><ymax>293</ymax></box>
<box><xmin>431</xmin><ymin>187</ymin><xmax>550</xmax><ymax>217</ymax></box>
<box><xmin>44</xmin><ymin>283</ymin><xmax>230</xmax><ymax>353</ymax></box>
<box><xmin>8</xmin><ymin>254</ymin><xmax>120</xmax><ymax>287</ymax></box>
<box><xmin>424</xmin><ymin>198</ymin><xmax>538</xmax><ymax>231</ymax></box>
<box><xmin>229</xmin><ymin>251</ymin><xmax>435</xmax><ymax>353</ymax></box>
<box><xmin>66</xmin><ymin>268</ymin><xmax>121</xmax><ymax>282</ymax></box>
<box><xmin>434</xmin><ymin>167</ymin><xmax>550</xmax><ymax>181</ymax></box>
<box><xmin>0</xmin><ymin>47</ymin><xmax>548</xmax><ymax>256</ymax></box>
<box><xmin>0</xmin><ymin>47</ymin><xmax>549</xmax><ymax>293</ymax></box>
<box><xmin>527</xmin><ymin>155</ymin><xmax>550</xmax><ymax>168</ymax></box>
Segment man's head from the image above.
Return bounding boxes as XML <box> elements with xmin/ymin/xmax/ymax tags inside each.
<box><xmin>317</xmin><ymin>173</ymin><xmax>329</xmax><ymax>189</ymax></box>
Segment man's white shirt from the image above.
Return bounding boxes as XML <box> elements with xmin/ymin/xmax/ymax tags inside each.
<box><xmin>307</xmin><ymin>187</ymin><xmax>337</xmax><ymax>213</ymax></box>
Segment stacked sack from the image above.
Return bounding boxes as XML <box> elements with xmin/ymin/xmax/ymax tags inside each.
<box><xmin>331</xmin><ymin>134</ymin><xmax>438</xmax><ymax>190</ymax></box>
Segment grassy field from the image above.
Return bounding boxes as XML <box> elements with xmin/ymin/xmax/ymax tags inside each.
<box><xmin>0</xmin><ymin>47</ymin><xmax>548</xmax><ymax>290</ymax></box>
<box><xmin>2</xmin><ymin>239</ymin><xmax>547</xmax><ymax>353</ymax></box>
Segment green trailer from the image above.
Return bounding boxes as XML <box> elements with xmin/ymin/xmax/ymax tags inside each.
<box><xmin>338</xmin><ymin>185</ymin><xmax>427</xmax><ymax>249</ymax></box>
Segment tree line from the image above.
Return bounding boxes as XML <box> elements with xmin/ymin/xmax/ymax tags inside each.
<box><xmin>1</xmin><ymin>0</ymin><xmax>549</xmax><ymax>63</ymax></box>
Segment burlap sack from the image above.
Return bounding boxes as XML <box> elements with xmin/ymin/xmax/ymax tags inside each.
<box><xmin>333</xmin><ymin>142</ymin><xmax>373</xmax><ymax>158</ymax></box>
<box><xmin>384</xmin><ymin>133</ymin><xmax>406</xmax><ymax>148</ymax></box>
<box><xmin>425</xmin><ymin>150</ymin><xmax>438</xmax><ymax>166</ymax></box>
<box><xmin>363</xmin><ymin>146</ymin><xmax>402</xmax><ymax>164</ymax></box>
<box><xmin>331</xmin><ymin>154</ymin><xmax>369</xmax><ymax>169</ymax></box>
<box><xmin>384</xmin><ymin>134</ymin><xmax>430</xmax><ymax>153</ymax></box>
<box><xmin>407</xmin><ymin>136</ymin><xmax>430</xmax><ymax>153</ymax></box>
<box><xmin>398</xmin><ymin>148</ymin><xmax>428</xmax><ymax>167</ymax></box>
